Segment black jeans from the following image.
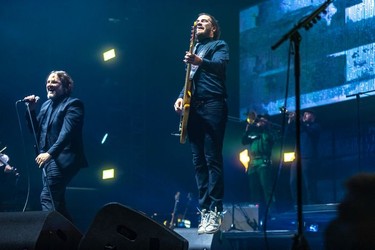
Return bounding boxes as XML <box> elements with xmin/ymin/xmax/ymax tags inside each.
<box><xmin>41</xmin><ymin>159</ymin><xmax>78</xmax><ymax>221</ymax></box>
<box><xmin>188</xmin><ymin>99</ymin><xmax>227</xmax><ymax>212</ymax></box>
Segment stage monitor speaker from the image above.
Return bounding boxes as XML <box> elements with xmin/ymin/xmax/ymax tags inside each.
<box><xmin>79</xmin><ymin>202</ymin><xmax>188</xmax><ymax>250</ymax></box>
<box><xmin>221</xmin><ymin>203</ymin><xmax>259</xmax><ymax>232</ymax></box>
<box><xmin>174</xmin><ymin>228</ymin><xmax>231</xmax><ymax>250</ymax></box>
<box><xmin>0</xmin><ymin>211</ymin><xmax>83</xmax><ymax>250</ymax></box>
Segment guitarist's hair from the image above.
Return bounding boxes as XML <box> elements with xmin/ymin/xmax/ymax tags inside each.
<box><xmin>198</xmin><ymin>13</ymin><xmax>221</xmax><ymax>40</ymax></box>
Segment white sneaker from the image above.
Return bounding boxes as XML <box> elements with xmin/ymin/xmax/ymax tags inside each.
<box><xmin>197</xmin><ymin>209</ymin><xmax>208</xmax><ymax>234</ymax></box>
<box><xmin>205</xmin><ymin>209</ymin><xmax>222</xmax><ymax>234</ymax></box>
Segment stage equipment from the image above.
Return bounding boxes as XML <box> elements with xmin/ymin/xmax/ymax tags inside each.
<box><xmin>79</xmin><ymin>202</ymin><xmax>188</xmax><ymax>250</ymax></box>
<box><xmin>221</xmin><ymin>203</ymin><xmax>259</xmax><ymax>232</ymax></box>
<box><xmin>0</xmin><ymin>211</ymin><xmax>82</xmax><ymax>250</ymax></box>
<box><xmin>271</xmin><ymin>0</ymin><xmax>333</xmax><ymax>249</ymax></box>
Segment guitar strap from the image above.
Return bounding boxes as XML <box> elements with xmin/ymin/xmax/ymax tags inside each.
<box><xmin>189</xmin><ymin>40</ymin><xmax>220</xmax><ymax>80</ymax></box>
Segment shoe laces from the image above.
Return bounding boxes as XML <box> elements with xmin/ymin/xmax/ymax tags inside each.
<box><xmin>197</xmin><ymin>208</ymin><xmax>209</xmax><ymax>225</ymax></box>
<box><xmin>207</xmin><ymin>210</ymin><xmax>222</xmax><ymax>225</ymax></box>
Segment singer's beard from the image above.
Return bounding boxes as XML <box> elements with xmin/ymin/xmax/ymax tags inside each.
<box><xmin>48</xmin><ymin>93</ymin><xmax>68</xmax><ymax>103</ymax></box>
<box><xmin>47</xmin><ymin>89</ymin><xmax>64</xmax><ymax>100</ymax></box>
<box><xmin>47</xmin><ymin>91</ymin><xmax>56</xmax><ymax>100</ymax></box>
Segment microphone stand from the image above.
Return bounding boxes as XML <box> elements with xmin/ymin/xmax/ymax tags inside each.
<box><xmin>24</xmin><ymin>102</ymin><xmax>56</xmax><ymax>212</ymax></box>
<box><xmin>271</xmin><ymin>1</ymin><xmax>333</xmax><ymax>249</ymax></box>
<box><xmin>228</xmin><ymin>203</ymin><xmax>242</xmax><ymax>232</ymax></box>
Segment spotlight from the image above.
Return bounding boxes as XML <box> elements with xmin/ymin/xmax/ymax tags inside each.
<box><xmin>283</xmin><ymin>152</ymin><xmax>295</xmax><ymax>163</ymax></box>
<box><xmin>102</xmin><ymin>168</ymin><xmax>115</xmax><ymax>180</ymax></box>
<box><xmin>103</xmin><ymin>49</ymin><xmax>116</xmax><ymax>61</ymax></box>
<box><xmin>239</xmin><ymin>149</ymin><xmax>250</xmax><ymax>172</ymax></box>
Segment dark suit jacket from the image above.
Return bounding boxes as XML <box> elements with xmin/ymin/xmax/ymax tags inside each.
<box><xmin>30</xmin><ymin>96</ymin><xmax>88</xmax><ymax>170</ymax></box>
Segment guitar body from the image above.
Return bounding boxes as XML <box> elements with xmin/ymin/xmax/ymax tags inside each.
<box><xmin>179</xmin><ymin>22</ymin><xmax>197</xmax><ymax>144</ymax></box>
<box><xmin>179</xmin><ymin>88</ymin><xmax>191</xmax><ymax>144</ymax></box>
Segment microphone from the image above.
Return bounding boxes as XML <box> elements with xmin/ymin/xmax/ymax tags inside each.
<box><xmin>17</xmin><ymin>96</ymin><xmax>40</xmax><ymax>103</ymax></box>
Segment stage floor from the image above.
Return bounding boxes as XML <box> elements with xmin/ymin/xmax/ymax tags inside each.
<box><xmin>176</xmin><ymin>203</ymin><xmax>339</xmax><ymax>249</ymax></box>
<box><xmin>222</xmin><ymin>230</ymin><xmax>324</xmax><ymax>250</ymax></box>
<box><xmin>175</xmin><ymin>228</ymin><xmax>326</xmax><ymax>250</ymax></box>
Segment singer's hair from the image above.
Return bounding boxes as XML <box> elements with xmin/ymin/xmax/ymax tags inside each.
<box><xmin>48</xmin><ymin>70</ymin><xmax>74</xmax><ymax>95</ymax></box>
<box><xmin>198</xmin><ymin>13</ymin><xmax>221</xmax><ymax>40</ymax></box>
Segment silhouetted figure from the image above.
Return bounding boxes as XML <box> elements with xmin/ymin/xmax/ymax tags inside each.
<box><xmin>325</xmin><ymin>173</ymin><xmax>375</xmax><ymax>250</ymax></box>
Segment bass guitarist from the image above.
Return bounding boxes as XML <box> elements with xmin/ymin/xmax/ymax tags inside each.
<box><xmin>173</xmin><ymin>13</ymin><xmax>229</xmax><ymax>235</ymax></box>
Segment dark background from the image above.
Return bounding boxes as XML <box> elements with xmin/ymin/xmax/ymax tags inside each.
<box><xmin>1</xmin><ymin>0</ymin><xmax>374</xmax><ymax>233</ymax></box>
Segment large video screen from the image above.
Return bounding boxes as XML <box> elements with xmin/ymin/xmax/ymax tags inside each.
<box><xmin>240</xmin><ymin>0</ymin><xmax>375</xmax><ymax>117</ymax></box>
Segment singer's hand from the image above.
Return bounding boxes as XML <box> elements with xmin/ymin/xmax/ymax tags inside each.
<box><xmin>184</xmin><ymin>52</ymin><xmax>202</xmax><ymax>65</ymax></box>
<box><xmin>174</xmin><ymin>98</ymin><xmax>183</xmax><ymax>113</ymax></box>
<box><xmin>23</xmin><ymin>95</ymin><xmax>39</xmax><ymax>110</ymax></box>
<box><xmin>35</xmin><ymin>152</ymin><xmax>51</xmax><ymax>168</ymax></box>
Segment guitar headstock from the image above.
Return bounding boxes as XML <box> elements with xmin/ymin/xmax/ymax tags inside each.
<box><xmin>190</xmin><ymin>21</ymin><xmax>198</xmax><ymax>46</ymax></box>
<box><xmin>187</xmin><ymin>192</ymin><xmax>192</xmax><ymax>201</ymax></box>
<box><xmin>175</xmin><ymin>191</ymin><xmax>180</xmax><ymax>202</ymax></box>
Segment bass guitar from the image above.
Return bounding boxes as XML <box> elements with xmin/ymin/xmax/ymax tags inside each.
<box><xmin>179</xmin><ymin>22</ymin><xmax>197</xmax><ymax>144</ymax></box>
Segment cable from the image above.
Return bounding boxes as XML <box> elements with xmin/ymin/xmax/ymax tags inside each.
<box><xmin>19</xmin><ymin>101</ymin><xmax>56</xmax><ymax>212</ymax></box>
<box><xmin>239</xmin><ymin>205</ymin><xmax>258</xmax><ymax>231</ymax></box>
<box><xmin>14</xmin><ymin>101</ymin><xmax>32</xmax><ymax>212</ymax></box>
<box><xmin>262</xmin><ymin>41</ymin><xmax>294</xmax><ymax>250</ymax></box>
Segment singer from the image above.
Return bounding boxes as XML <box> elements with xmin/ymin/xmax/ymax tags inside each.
<box><xmin>24</xmin><ymin>70</ymin><xmax>88</xmax><ymax>221</ymax></box>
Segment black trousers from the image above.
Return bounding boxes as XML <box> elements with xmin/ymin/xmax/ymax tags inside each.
<box><xmin>188</xmin><ymin>99</ymin><xmax>227</xmax><ymax>212</ymax></box>
<box><xmin>40</xmin><ymin>159</ymin><xmax>79</xmax><ymax>221</ymax></box>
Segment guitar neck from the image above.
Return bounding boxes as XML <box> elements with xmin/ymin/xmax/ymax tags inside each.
<box><xmin>179</xmin><ymin>23</ymin><xmax>197</xmax><ymax>144</ymax></box>
<box><xmin>182</xmin><ymin>26</ymin><xmax>196</xmax><ymax>102</ymax></box>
